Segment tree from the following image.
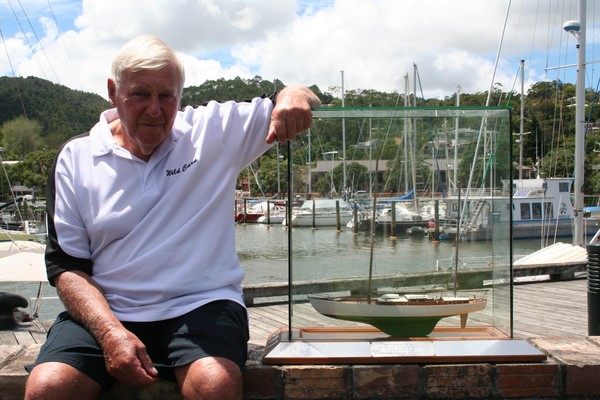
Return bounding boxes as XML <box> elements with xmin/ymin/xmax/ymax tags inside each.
<box><xmin>256</xmin><ymin>147</ymin><xmax>288</xmax><ymax>197</ymax></box>
<box><xmin>5</xmin><ymin>149</ymin><xmax>56</xmax><ymax>199</ymax></box>
<box><xmin>0</xmin><ymin>77</ymin><xmax>109</xmax><ymax>143</ymax></box>
<box><xmin>1</xmin><ymin>116</ymin><xmax>42</xmax><ymax>159</ymax></box>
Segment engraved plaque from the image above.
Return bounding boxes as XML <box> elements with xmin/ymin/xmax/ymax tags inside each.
<box><xmin>371</xmin><ymin>341</ymin><xmax>435</xmax><ymax>357</ymax></box>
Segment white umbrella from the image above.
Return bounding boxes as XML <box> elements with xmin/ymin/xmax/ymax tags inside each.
<box><xmin>0</xmin><ymin>251</ymin><xmax>47</xmax><ymax>282</ymax></box>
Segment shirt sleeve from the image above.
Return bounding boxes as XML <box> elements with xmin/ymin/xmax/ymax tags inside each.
<box><xmin>45</xmin><ymin>136</ymin><xmax>93</xmax><ymax>285</ymax></box>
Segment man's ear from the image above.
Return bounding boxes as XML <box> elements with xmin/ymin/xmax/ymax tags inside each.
<box><xmin>107</xmin><ymin>78</ymin><xmax>117</xmax><ymax>106</ymax></box>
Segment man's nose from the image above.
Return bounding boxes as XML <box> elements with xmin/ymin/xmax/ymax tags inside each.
<box><xmin>146</xmin><ymin>96</ymin><xmax>162</xmax><ymax>116</ymax></box>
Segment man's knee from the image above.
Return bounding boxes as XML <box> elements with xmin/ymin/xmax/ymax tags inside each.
<box><xmin>176</xmin><ymin>357</ymin><xmax>243</xmax><ymax>400</ymax></box>
<box><xmin>25</xmin><ymin>362</ymin><xmax>102</xmax><ymax>400</ymax></box>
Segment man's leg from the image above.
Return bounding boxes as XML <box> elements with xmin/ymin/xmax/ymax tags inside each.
<box><xmin>25</xmin><ymin>362</ymin><xmax>103</xmax><ymax>400</ymax></box>
<box><xmin>24</xmin><ymin>312</ymin><xmax>115</xmax><ymax>399</ymax></box>
<box><xmin>174</xmin><ymin>357</ymin><xmax>242</xmax><ymax>400</ymax></box>
<box><xmin>155</xmin><ymin>301</ymin><xmax>249</xmax><ymax>400</ymax></box>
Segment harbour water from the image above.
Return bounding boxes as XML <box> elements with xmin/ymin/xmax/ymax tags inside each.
<box><xmin>238</xmin><ymin>223</ymin><xmax>546</xmax><ymax>283</ymax></box>
<box><xmin>2</xmin><ymin>223</ymin><xmax>551</xmax><ymax>320</ymax></box>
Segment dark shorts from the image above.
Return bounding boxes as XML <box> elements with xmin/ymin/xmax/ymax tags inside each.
<box><xmin>26</xmin><ymin>300</ymin><xmax>249</xmax><ymax>390</ymax></box>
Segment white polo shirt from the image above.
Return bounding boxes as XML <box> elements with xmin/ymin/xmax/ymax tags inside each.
<box><xmin>46</xmin><ymin>97</ymin><xmax>273</xmax><ymax>322</ymax></box>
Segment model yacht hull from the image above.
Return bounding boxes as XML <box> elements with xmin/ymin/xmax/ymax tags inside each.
<box><xmin>308</xmin><ymin>294</ymin><xmax>487</xmax><ymax>337</ymax></box>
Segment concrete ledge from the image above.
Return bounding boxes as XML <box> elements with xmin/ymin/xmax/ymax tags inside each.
<box><xmin>3</xmin><ymin>337</ymin><xmax>600</xmax><ymax>399</ymax></box>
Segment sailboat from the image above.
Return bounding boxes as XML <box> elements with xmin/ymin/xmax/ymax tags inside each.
<box><xmin>308</xmin><ymin>132</ymin><xmax>487</xmax><ymax>337</ymax></box>
<box><xmin>308</xmin><ymin>292</ymin><xmax>487</xmax><ymax>337</ymax></box>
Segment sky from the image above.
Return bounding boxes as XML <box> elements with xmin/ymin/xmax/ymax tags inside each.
<box><xmin>0</xmin><ymin>0</ymin><xmax>599</xmax><ymax>101</ymax></box>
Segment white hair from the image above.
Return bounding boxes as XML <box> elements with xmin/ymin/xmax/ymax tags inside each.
<box><xmin>111</xmin><ymin>35</ymin><xmax>185</xmax><ymax>94</ymax></box>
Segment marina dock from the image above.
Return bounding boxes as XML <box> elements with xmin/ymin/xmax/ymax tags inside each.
<box><xmin>1</xmin><ymin>276</ymin><xmax>599</xmax><ymax>399</ymax></box>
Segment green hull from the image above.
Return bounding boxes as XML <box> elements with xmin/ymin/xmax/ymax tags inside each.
<box><xmin>322</xmin><ymin>314</ymin><xmax>444</xmax><ymax>337</ymax></box>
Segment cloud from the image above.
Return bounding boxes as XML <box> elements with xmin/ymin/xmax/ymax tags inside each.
<box><xmin>0</xmin><ymin>0</ymin><xmax>596</xmax><ymax>100</ymax></box>
<box><xmin>233</xmin><ymin>0</ymin><xmax>519</xmax><ymax>97</ymax></box>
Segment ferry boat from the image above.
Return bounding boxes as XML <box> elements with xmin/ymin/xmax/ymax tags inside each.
<box><xmin>442</xmin><ymin>178</ymin><xmax>600</xmax><ymax>241</ymax></box>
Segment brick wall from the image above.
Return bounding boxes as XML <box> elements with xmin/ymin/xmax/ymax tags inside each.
<box><xmin>4</xmin><ymin>337</ymin><xmax>600</xmax><ymax>399</ymax></box>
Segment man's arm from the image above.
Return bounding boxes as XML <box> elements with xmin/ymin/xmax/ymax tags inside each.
<box><xmin>54</xmin><ymin>270</ymin><xmax>159</xmax><ymax>385</ymax></box>
<box><xmin>265</xmin><ymin>85</ymin><xmax>321</xmax><ymax>144</ymax></box>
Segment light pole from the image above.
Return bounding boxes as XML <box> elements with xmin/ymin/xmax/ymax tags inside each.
<box><xmin>563</xmin><ymin>2</ymin><xmax>586</xmax><ymax>246</ymax></box>
<box><xmin>519</xmin><ymin>59</ymin><xmax>525</xmax><ymax>180</ymax></box>
<box><xmin>341</xmin><ymin>71</ymin><xmax>347</xmax><ymax>192</ymax></box>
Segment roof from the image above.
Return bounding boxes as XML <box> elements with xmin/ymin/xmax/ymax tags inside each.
<box><xmin>311</xmin><ymin>159</ymin><xmax>391</xmax><ymax>173</ymax></box>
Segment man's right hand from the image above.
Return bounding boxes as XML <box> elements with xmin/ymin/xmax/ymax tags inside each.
<box><xmin>101</xmin><ymin>325</ymin><xmax>159</xmax><ymax>386</ymax></box>
<box><xmin>54</xmin><ymin>270</ymin><xmax>159</xmax><ymax>386</ymax></box>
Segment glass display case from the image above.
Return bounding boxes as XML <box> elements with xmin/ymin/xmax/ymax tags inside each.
<box><xmin>263</xmin><ymin>106</ymin><xmax>546</xmax><ymax>364</ymax></box>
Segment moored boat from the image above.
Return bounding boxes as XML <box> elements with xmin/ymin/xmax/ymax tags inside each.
<box><xmin>347</xmin><ymin>202</ymin><xmax>429</xmax><ymax>234</ymax></box>
<box><xmin>235</xmin><ymin>200</ymin><xmax>285</xmax><ymax>223</ymax></box>
<box><xmin>287</xmin><ymin>198</ymin><xmax>353</xmax><ymax>227</ymax></box>
<box><xmin>442</xmin><ymin>178</ymin><xmax>600</xmax><ymax>241</ymax></box>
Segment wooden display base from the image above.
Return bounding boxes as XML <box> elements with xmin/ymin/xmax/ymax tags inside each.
<box><xmin>262</xmin><ymin>326</ymin><xmax>547</xmax><ymax>364</ymax></box>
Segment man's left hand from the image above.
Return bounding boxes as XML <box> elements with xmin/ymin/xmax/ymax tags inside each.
<box><xmin>266</xmin><ymin>85</ymin><xmax>321</xmax><ymax>144</ymax></box>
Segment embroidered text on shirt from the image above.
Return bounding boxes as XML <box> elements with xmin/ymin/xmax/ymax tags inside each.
<box><xmin>166</xmin><ymin>159</ymin><xmax>198</xmax><ymax>177</ymax></box>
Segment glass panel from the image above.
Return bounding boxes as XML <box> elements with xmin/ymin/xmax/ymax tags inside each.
<box><xmin>288</xmin><ymin>106</ymin><xmax>513</xmax><ymax>339</ymax></box>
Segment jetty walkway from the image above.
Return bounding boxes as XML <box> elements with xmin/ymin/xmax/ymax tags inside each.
<box><xmin>1</xmin><ymin>276</ymin><xmax>598</xmax><ymax>399</ymax></box>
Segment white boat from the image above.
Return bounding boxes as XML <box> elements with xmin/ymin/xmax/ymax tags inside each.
<box><xmin>0</xmin><ymin>195</ymin><xmax>46</xmax><ymax>241</ymax></box>
<box><xmin>346</xmin><ymin>202</ymin><xmax>429</xmax><ymax>234</ymax></box>
<box><xmin>249</xmin><ymin>200</ymin><xmax>287</xmax><ymax>224</ymax></box>
<box><xmin>442</xmin><ymin>178</ymin><xmax>600</xmax><ymax>241</ymax></box>
<box><xmin>257</xmin><ymin>211</ymin><xmax>286</xmax><ymax>224</ymax></box>
<box><xmin>510</xmin><ymin>179</ymin><xmax>600</xmax><ymax>239</ymax></box>
<box><xmin>375</xmin><ymin>203</ymin><xmax>427</xmax><ymax>232</ymax></box>
<box><xmin>287</xmin><ymin>198</ymin><xmax>354</xmax><ymax>227</ymax></box>
<box><xmin>309</xmin><ymin>293</ymin><xmax>487</xmax><ymax>337</ymax></box>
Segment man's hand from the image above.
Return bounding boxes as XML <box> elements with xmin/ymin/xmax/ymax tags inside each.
<box><xmin>54</xmin><ymin>270</ymin><xmax>159</xmax><ymax>386</ymax></box>
<box><xmin>101</xmin><ymin>325</ymin><xmax>159</xmax><ymax>386</ymax></box>
<box><xmin>266</xmin><ymin>85</ymin><xmax>321</xmax><ymax>144</ymax></box>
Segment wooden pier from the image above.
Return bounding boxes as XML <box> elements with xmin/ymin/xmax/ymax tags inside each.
<box><xmin>246</xmin><ymin>277</ymin><xmax>590</xmax><ymax>345</ymax></box>
<box><xmin>1</xmin><ymin>276</ymin><xmax>596</xmax><ymax>400</ymax></box>
<box><xmin>0</xmin><ymin>276</ymin><xmax>589</xmax><ymax>348</ymax></box>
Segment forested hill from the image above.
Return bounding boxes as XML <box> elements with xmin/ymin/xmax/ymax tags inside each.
<box><xmin>0</xmin><ymin>76</ymin><xmax>110</xmax><ymax>148</ymax></box>
<box><xmin>0</xmin><ymin>74</ymin><xmax>598</xmax><ymax>199</ymax></box>
<box><xmin>0</xmin><ymin>75</ymin><xmax>330</xmax><ymax>147</ymax></box>
<box><xmin>182</xmin><ymin>76</ymin><xmax>325</xmax><ymax>105</ymax></box>
<box><xmin>1</xmin><ymin>75</ymin><xmax>598</xmax><ymax>165</ymax></box>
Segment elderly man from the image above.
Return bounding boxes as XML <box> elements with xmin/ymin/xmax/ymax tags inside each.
<box><xmin>25</xmin><ymin>34</ymin><xmax>320</xmax><ymax>400</ymax></box>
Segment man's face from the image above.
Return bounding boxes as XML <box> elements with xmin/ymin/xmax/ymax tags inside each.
<box><xmin>108</xmin><ymin>62</ymin><xmax>181</xmax><ymax>159</ymax></box>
